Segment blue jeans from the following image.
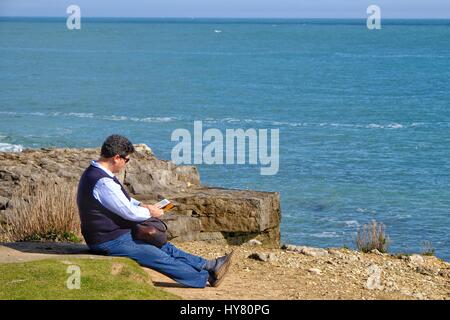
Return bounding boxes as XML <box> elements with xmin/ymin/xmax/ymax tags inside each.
<box><xmin>89</xmin><ymin>231</ymin><xmax>209</xmax><ymax>288</ymax></box>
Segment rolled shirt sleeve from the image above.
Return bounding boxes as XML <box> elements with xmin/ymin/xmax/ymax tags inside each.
<box><xmin>130</xmin><ymin>197</ymin><xmax>141</xmax><ymax>206</ymax></box>
<box><xmin>93</xmin><ymin>177</ymin><xmax>150</xmax><ymax>222</ymax></box>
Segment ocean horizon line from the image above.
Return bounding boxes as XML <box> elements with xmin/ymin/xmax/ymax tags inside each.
<box><xmin>1</xmin><ymin>16</ymin><xmax>450</xmax><ymax>25</ymax></box>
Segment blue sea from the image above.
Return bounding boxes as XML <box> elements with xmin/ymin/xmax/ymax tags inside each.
<box><xmin>1</xmin><ymin>18</ymin><xmax>449</xmax><ymax>260</ymax></box>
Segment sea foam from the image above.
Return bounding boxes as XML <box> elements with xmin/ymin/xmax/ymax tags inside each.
<box><xmin>0</xmin><ymin>142</ymin><xmax>23</xmax><ymax>152</ymax></box>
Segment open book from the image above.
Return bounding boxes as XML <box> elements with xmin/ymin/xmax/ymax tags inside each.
<box><xmin>154</xmin><ymin>198</ymin><xmax>174</xmax><ymax>212</ymax></box>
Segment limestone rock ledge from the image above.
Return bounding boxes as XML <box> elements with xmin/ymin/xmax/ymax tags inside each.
<box><xmin>0</xmin><ymin>145</ymin><xmax>281</xmax><ymax>247</ymax></box>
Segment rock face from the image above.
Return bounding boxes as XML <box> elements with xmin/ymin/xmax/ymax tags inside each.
<box><xmin>282</xmin><ymin>244</ymin><xmax>329</xmax><ymax>257</ymax></box>
<box><xmin>0</xmin><ymin>145</ymin><xmax>281</xmax><ymax>247</ymax></box>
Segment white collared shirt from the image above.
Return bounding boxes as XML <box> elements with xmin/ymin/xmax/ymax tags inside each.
<box><xmin>91</xmin><ymin>160</ymin><xmax>150</xmax><ymax>222</ymax></box>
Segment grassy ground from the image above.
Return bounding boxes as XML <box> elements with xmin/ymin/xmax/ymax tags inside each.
<box><xmin>0</xmin><ymin>257</ymin><xmax>180</xmax><ymax>300</ymax></box>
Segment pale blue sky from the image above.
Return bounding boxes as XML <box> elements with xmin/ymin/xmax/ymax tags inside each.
<box><xmin>1</xmin><ymin>0</ymin><xmax>449</xmax><ymax>18</ymax></box>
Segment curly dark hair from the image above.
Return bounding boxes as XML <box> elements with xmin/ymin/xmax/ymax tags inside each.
<box><xmin>100</xmin><ymin>134</ymin><xmax>135</xmax><ymax>158</ymax></box>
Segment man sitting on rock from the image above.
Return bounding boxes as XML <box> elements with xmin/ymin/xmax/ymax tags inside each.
<box><xmin>76</xmin><ymin>134</ymin><xmax>233</xmax><ymax>288</ymax></box>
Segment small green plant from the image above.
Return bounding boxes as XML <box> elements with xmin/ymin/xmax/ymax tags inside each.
<box><xmin>356</xmin><ymin>220</ymin><xmax>390</xmax><ymax>253</ymax></box>
<box><xmin>420</xmin><ymin>241</ymin><xmax>435</xmax><ymax>256</ymax></box>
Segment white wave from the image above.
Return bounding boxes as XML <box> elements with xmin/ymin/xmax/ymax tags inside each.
<box><xmin>394</xmin><ymin>214</ymin><xmax>412</xmax><ymax>219</ymax></box>
<box><xmin>66</xmin><ymin>112</ymin><xmax>94</xmax><ymax>118</ymax></box>
<box><xmin>221</xmin><ymin>118</ymin><xmax>274</xmax><ymax>125</ymax></box>
<box><xmin>387</xmin><ymin>123</ymin><xmax>403</xmax><ymax>129</ymax></box>
<box><xmin>0</xmin><ymin>111</ymin><xmax>428</xmax><ymax>129</ymax></box>
<box><xmin>206</xmin><ymin>119</ymin><xmax>408</xmax><ymax>129</ymax></box>
<box><xmin>0</xmin><ymin>111</ymin><xmax>177</xmax><ymax>123</ymax></box>
<box><xmin>214</xmin><ymin>30</ymin><xmax>222</xmax><ymax>33</ymax></box>
<box><xmin>356</xmin><ymin>208</ymin><xmax>377</xmax><ymax>215</ymax></box>
<box><xmin>286</xmin><ymin>122</ymin><xmax>304</xmax><ymax>127</ymax></box>
<box><xmin>366</xmin><ymin>123</ymin><xmax>383</xmax><ymax>129</ymax></box>
<box><xmin>271</xmin><ymin>121</ymin><xmax>286</xmax><ymax>126</ymax></box>
<box><xmin>344</xmin><ymin>220</ymin><xmax>360</xmax><ymax>228</ymax></box>
<box><xmin>0</xmin><ymin>142</ymin><xmax>23</xmax><ymax>152</ymax></box>
<box><xmin>221</xmin><ymin>118</ymin><xmax>242</xmax><ymax>123</ymax></box>
<box><xmin>270</xmin><ymin>120</ymin><xmax>304</xmax><ymax>127</ymax></box>
<box><xmin>102</xmin><ymin>115</ymin><xmax>128</xmax><ymax>121</ymax></box>
<box><xmin>102</xmin><ymin>115</ymin><xmax>177</xmax><ymax>123</ymax></box>
<box><xmin>311</xmin><ymin>231</ymin><xmax>339</xmax><ymax>238</ymax></box>
<box><xmin>0</xmin><ymin>111</ymin><xmax>18</xmax><ymax>115</ymax></box>
<box><xmin>335</xmin><ymin>52</ymin><xmax>448</xmax><ymax>59</ymax></box>
<box><xmin>137</xmin><ymin>117</ymin><xmax>176</xmax><ymax>123</ymax></box>
<box><xmin>273</xmin><ymin>121</ymin><xmax>303</xmax><ymax>127</ymax></box>
<box><xmin>274</xmin><ymin>122</ymin><xmax>408</xmax><ymax>129</ymax></box>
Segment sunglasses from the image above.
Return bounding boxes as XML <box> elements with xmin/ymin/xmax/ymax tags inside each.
<box><xmin>119</xmin><ymin>155</ymin><xmax>130</xmax><ymax>163</ymax></box>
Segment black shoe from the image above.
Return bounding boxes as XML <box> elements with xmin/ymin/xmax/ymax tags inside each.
<box><xmin>208</xmin><ymin>250</ymin><xmax>235</xmax><ymax>287</ymax></box>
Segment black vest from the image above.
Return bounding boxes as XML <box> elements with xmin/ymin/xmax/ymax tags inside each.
<box><xmin>76</xmin><ymin>165</ymin><xmax>137</xmax><ymax>245</ymax></box>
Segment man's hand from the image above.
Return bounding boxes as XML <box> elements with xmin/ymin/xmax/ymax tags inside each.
<box><xmin>141</xmin><ymin>204</ymin><xmax>164</xmax><ymax>218</ymax></box>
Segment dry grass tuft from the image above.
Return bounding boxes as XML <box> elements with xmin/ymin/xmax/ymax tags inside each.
<box><xmin>0</xmin><ymin>180</ymin><xmax>81</xmax><ymax>242</ymax></box>
<box><xmin>356</xmin><ymin>220</ymin><xmax>390</xmax><ymax>253</ymax></box>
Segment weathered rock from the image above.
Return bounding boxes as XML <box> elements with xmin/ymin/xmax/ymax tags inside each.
<box><xmin>438</xmin><ymin>269</ymin><xmax>450</xmax><ymax>278</ymax></box>
<box><xmin>415</xmin><ymin>266</ymin><xmax>438</xmax><ymax>276</ymax></box>
<box><xmin>245</xmin><ymin>239</ymin><xmax>263</xmax><ymax>246</ymax></box>
<box><xmin>384</xmin><ymin>281</ymin><xmax>398</xmax><ymax>291</ymax></box>
<box><xmin>281</xmin><ymin>244</ymin><xmax>297</xmax><ymax>251</ymax></box>
<box><xmin>170</xmin><ymin>188</ymin><xmax>280</xmax><ymax>234</ymax></box>
<box><xmin>283</xmin><ymin>245</ymin><xmax>329</xmax><ymax>257</ymax></box>
<box><xmin>365</xmin><ymin>264</ymin><xmax>382</xmax><ymax>290</ymax></box>
<box><xmin>133</xmin><ymin>144</ymin><xmax>152</xmax><ymax>154</ymax></box>
<box><xmin>343</xmin><ymin>254</ymin><xmax>359</xmax><ymax>262</ymax></box>
<box><xmin>161</xmin><ymin>213</ymin><xmax>202</xmax><ymax>239</ymax></box>
<box><xmin>308</xmin><ymin>268</ymin><xmax>322</xmax><ymax>275</ymax></box>
<box><xmin>0</xmin><ymin>145</ymin><xmax>281</xmax><ymax>247</ymax></box>
<box><xmin>412</xmin><ymin>292</ymin><xmax>426</xmax><ymax>300</ymax></box>
<box><xmin>248</xmin><ymin>252</ymin><xmax>277</xmax><ymax>262</ymax></box>
<box><xmin>370</xmin><ymin>249</ymin><xmax>384</xmax><ymax>256</ymax></box>
<box><xmin>302</xmin><ymin>247</ymin><xmax>329</xmax><ymax>257</ymax></box>
<box><xmin>408</xmin><ymin>254</ymin><xmax>425</xmax><ymax>265</ymax></box>
<box><xmin>171</xmin><ymin>231</ymin><xmax>226</xmax><ymax>243</ymax></box>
